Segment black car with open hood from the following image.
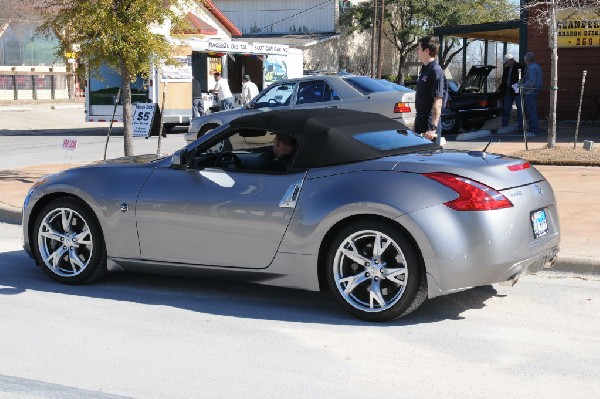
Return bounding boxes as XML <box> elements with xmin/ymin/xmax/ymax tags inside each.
<box><xmin>442</xmin><ymin>65</ymin><xmax>501</xmax><ymax>134</ymax></box>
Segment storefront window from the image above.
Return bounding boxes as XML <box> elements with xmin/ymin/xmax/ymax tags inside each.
<box><xmin>0</xmin><ymin>22</ymin><xmax>62</xmax><ymax>66</ymax></box>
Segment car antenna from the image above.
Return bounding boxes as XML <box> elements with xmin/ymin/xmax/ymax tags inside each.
<box><xmin>482</xmin><ymin>140</ymin><xmax>492</xmax><ymax>153</ymax></box>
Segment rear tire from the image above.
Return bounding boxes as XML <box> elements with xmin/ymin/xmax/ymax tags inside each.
<box><xmin>32</xmin><ymin>198</ymin><xmax>107</xmax><ymax>284</ymax></box>
<box><xmin>326</xmin><ymin>219</ymin><xmax>426</xmax><ymax>321</ymax></box>
<box><xmin>442</xmin><ymin>114</ymin><xmax>461</xmax><ymax>134</ymax></box>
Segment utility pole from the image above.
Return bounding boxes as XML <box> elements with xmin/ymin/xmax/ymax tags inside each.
<box><xmin>376</xmin><ymin>0</ymin><xmax>385</xmax><ymax>78</ymax></box>
<box><xmin>370</xmin><ymin>0</ymin><xmax>378</xmax><ymax>78</ymax></box>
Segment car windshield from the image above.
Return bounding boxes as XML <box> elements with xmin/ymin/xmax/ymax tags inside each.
<box><xmin>343</xmin><ymin>76</ymin><xmax>397</xmax><ymax>95</ymax></box>
<box><xmin>254</xmin><ymin>83</ymin><xmax>296</xmax><ymax>108</ymax></box>
<box><xmin>352</xmin><ymin>129</ymin><xmax>432</xmax><ymax>150</ymax></box>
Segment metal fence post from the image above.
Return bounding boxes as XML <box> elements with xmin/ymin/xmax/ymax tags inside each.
<box><xmin>12</xmin><ymin>74</ymin><xmax>18</xmax><ymax>100</ymax></box>
<box><xmin>50</xmin><ymin>74</ymin><xmax>56</xmax><ymax>99</ymax></box>
<box><xmin>574</xmin><ymin>70</ymin><xmax>587</xmax><ymax>149</ymax></box>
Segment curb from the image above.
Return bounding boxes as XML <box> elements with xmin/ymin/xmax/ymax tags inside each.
<box><xmin>0</xmin><ymin>203</ymin><xmax>22</xmax><ymax>225</ymax></box>
<box><xmin>51</xmin><ymin>104</ymin><xmax>84</xmax><ymax>110</ymax></box>
<box><xmin>1</xmin><ymin>202</ymin><xmax>598</xmax><ymax>275</ymax></box>
<box><xmin>552</xmin><ymin>255</ymin><xmax>600</xmax><ymax>275</ymax></box>
<box><xmin>0</xmin><ymin>106</ymin><xmax>32</xmax><ymax>112</ymax></box>
<box><xmin>455</xmin><ymin>129</ymin><xmax>492</xmax><ymax>141</ymax></box>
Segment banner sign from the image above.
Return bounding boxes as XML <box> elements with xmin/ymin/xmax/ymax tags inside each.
<box><xmin>208</xmin><ymin>40</ymin><xmax>251</xmax><ymax>53</ymax></box>
<box><xmin>557</xmin><ymin>7</ymin><xmax>600</xmax><ymax>48</ymax></box>
<box><xmin>62</xmin><ymin>138</ymin><xmax>78</xmax><ymax>151</ymax></box>
<box><xmin>132</xmin><ymin>103</ymin><xmax>157</xmax><ymax>138</ymax></box>
<box><xmin>206</xmin><ymin>40</ymin><xmax>288</xmax><ymax>55</ymax></box>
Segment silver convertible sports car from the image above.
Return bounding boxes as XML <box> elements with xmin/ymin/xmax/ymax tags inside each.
<box><xmin>23</xmin><ymin>109</ymin><xmax>560</xmax><ymax>321</ymax></box>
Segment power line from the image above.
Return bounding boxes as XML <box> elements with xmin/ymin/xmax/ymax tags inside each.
<box><xmin>253</xmin><ymin>0</ymin><xmax>334</xmax><ymax>34</ymax></box>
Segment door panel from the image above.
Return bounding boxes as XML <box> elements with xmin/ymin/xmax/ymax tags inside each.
<box><xmin>292</xmin><ymin>80</ymin><xmax>342</xmax><ymax>110</ymax></box>
<box><xmin>136</xmin><ymin>168</ymin><xmax>305</xmax><ymax>268</ymax></box>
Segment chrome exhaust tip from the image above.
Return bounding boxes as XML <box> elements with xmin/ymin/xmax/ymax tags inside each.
<box><xmin>543</xmin><ymin>255</ymin><xmax>558</xmax><ymax>269</ymax></box>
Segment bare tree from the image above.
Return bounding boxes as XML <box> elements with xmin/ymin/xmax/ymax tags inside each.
<box><xmin>522</xmin><ymin>0</ymin><xmax>599</xmax><ymax>148</ymax></box>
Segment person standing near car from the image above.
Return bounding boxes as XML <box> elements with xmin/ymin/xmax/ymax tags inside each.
<box><xmin>522</xmin><ymin>52</ymin><xmax>543</xmax><ymax>137</ymax></box>
<box><xmin>414</xmin><ymin>36</ymin><xmax>447</xmax><ymax>141</ymax></box>
<box><xmin>498</xmin><ymin>54</ymin><xmax>524</xmax><ymax>131</ymax></box>
<box><xmin>192</xmin><ymin>78</ymin><xmax>205</xmax><ymax>118</ymax></box>
<box><xmin>212</xmin><ymin>72</ymin><xmax>234</xmax><ymax>111</ymax></box>
<box><xmin>241</xmin><ymin>75</ymin><xmax>259</xmax><ymax>106</ymax></box>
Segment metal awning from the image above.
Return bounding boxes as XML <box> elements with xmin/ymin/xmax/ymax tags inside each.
<box><xmin>434</xmin><ymin>20</ymin><xmax>521</xmax><ymax>44</ymax></box>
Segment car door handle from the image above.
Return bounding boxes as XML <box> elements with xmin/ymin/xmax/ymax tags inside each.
<box><xmin>325</xmin><ymin>105</ymin><xmax>338</xmax><ymax>109</ymax></box>
<box><xmin>279</xmin><ymin>180</ymin><xmax>304</xmax><ymax>208</ymax></box>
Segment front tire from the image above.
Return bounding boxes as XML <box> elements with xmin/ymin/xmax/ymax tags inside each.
<box><xmin>326</xmin><ymin>220</ymin><xmax>426</xmax><ymax>321</ymax></box>
<box><xmin>33</xmin><ymin>198</ymin><xmax>107</xmax><ymax>284</ymax></box>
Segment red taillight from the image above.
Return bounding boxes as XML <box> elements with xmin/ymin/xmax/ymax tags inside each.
<box><xmin>479</xmin><ymin>99</ymin><xmax>489</xmax><ymax>107</ymax></box>
<box><xmin>507</xmin><ymin>162</ymin><xmax>531</xmax><ymax>171</ymax></box>
<box><xmin>394</xmin><ymin>102</ymin><xmax>411</xmax><ymax>113</ymax></box>
<box><xmin>423</xmin><ymin>172</ymin><xmax>513</xmax><ymax>211</ymax></box>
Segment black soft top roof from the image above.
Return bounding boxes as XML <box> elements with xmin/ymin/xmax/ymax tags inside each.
<box><xmin>230</xmin><ymin>108</ymin><xmax>439</xmax><ymax>169</ymax></box>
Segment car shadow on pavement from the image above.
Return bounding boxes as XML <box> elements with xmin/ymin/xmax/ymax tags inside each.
<box><xmin>0</xmin><ymin>249</ymin><xmax>503</xmax><ymax>326</ymax></box>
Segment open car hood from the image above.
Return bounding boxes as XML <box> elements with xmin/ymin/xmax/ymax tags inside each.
<box><xmin>458</xmin><ymin>65</ymin><xmax>496</xmax><ymax>94</ymax></box>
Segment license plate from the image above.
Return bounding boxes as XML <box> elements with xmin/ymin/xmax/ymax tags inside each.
<box><xmin>531</xmin><ymin>209</ymin><xmax>548</xmax><ymax>239</ymax></box>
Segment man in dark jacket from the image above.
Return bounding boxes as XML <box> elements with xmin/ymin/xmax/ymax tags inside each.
<box><xmin>497</xmin><ymin>54</ymin><xmax>524</xmax><ymax>130</ymax></box>
<box><xmin>414</xmin><ymin>35</ymin><xmax>447</xmax><ymax>141</ymax></box>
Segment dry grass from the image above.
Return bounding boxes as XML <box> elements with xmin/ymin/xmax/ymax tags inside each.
<box><xmin>511</xmin><ymin>144</ymin><xmax>600</xmax><ymax>166</ymax></box>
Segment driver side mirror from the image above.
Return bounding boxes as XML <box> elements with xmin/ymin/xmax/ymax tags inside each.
<box><xmin>171</xmin><ymin>149</ymin><xmax>187</xmax><ymax>169</ymax></box>
<box><xmin>246</xmin><ymin>102</ymin><xmax>256</xmax><ymax>109</ymax></box>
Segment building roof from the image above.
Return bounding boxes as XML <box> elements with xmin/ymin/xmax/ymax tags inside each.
<box><xmin>240</xmin><ymin>33</ymin><xmax>339</xmax><ymax>48</ymax></box>
<box><xmin>199</xmin><ymin>0</ymin><xmax>242</xmax><ymax>37</ymax></box>
<box><xmin>434</xmin><ymin>19</ymin><xmax>522</xmax><ymax>44</ymax></box>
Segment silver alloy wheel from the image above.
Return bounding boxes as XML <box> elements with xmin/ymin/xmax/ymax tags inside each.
<box><xmin>333</xmin><ymin>230</ymin><xmax>408</xmax><ymax>312</ymax></box>
<box><xmin>37</xmin><ymin>207</ymin><xmax>93</xmax><ymax>277</ymax></box>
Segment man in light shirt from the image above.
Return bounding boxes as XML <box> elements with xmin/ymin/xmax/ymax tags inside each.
<box><xmin>212</xmin><ymin>72</ymin><xmax>234</xmax><ymax>110</ymax></box>
<box><xmin>241</xmin><ymin>75</ymin><xmax>259</xmax><ymax>106</ymax></box>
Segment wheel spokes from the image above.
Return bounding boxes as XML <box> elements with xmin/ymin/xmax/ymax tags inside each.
<box><xmin>384</xmin><ymin>267</ymin><xmax>407</xmax><ymax>286</ymax></box>
<box><xmin>75</xmin><ymin>229</ymin><xmax>92</xmax><ymax>246</ymax></box>
<box><xmin>369</xmin><ymin>279</ymin><xmax>386</xmax><ymax>309</ymax></box>
<box><xmin>373</xmin><ymin>232</ymin><xmax>391</xmax><ymax>261</ymax></box>
<box><xmin>39</xmin><ymin>207</ymin><xmax>93</xmax><ymax>277</ymax></box>
<box><xmin>61</xmin><ymin>209</ymin><xmax>74</xmax><ymax>233</ymax></box>
<box><xmin>341</xmin><ymin>239</ymin><xmax>370</xmax><ymax>265</ymax></box>
<box><xmin>68</xmin><ymin>249</ymin><xmax>85</xmax><ymax>271</ymax></box>
<box><xmin>338</xmin><ymin>272</ymin><xmax>369</xmax><ymax>294</ymax></box>
<box><xmin>40</xmin><ymin>221</ymin><xmax>65</xmax><ymax>243</ymax></box>
<box><xmin>45</xmin><ymin>245</ymin><xmax>69</xmax><ymax>269</ymax></box>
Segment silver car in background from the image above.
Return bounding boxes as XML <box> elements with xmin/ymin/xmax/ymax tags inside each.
<box><xmin>23</xmin><ymin>109</ymin><xmax>559</xmax><ymax>321</ymax></box>
<box><xmin>185</xmin><ymin>74</ymin><xmax>416</xmax><ymax>143</ymax></box>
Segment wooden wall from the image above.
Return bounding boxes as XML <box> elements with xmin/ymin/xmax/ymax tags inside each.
<box><xmin>526</xmin><ymin>10</ymin><xmax>600</xmax><ymax>121</ymax></box>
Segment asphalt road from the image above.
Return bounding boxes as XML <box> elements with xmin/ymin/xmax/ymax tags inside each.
<box><xmin>0</xmin><ymin>106</ymin><xmax>188</xmax><ymax>170</ymax></box>
<box><xmin>1</xmin><ymin>222</ymin><xmax>598</xmax><ymax>398</ymax></box>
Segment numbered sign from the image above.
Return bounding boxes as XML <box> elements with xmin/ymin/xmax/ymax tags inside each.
<box><xmin>132</xmin><ymin>103</ymin><xmax>157</xmax><ymax>138</ymax></box>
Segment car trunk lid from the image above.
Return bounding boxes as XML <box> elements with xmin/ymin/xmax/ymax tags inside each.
<box><xmin>392</xmin><ymin>149</ymin><xmax>545</xmax><ymax>190</ymax></box>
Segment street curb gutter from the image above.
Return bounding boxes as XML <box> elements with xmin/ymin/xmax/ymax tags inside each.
<box><xmin>0</xmin><ymin>203</ymin><xmax>598</xmax><ymax>275</ymax></box>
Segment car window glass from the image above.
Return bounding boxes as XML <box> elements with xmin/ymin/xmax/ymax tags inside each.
<box><xmin>190</xmin><ymin>129</ymin><xmax>298</xmax><ymax>173</ymax></box>
<box><xmin>297</xmin><ymin>81</ymin><xmax>340</xmax><ymax>104</ymax></box>
<box><xmin>254</xmin><ymin>83</ymin><xmax>296</xmax><ymax>108</ymax></box>
<box><xmin>352</xmin><ymin>129</ymin><xmax>432</xmax><ymax>150</ymax></box>
<box><xmin>343</xmin><ymin>76</ymin><xmax>396</xmax><ymax>95</ymax></box>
